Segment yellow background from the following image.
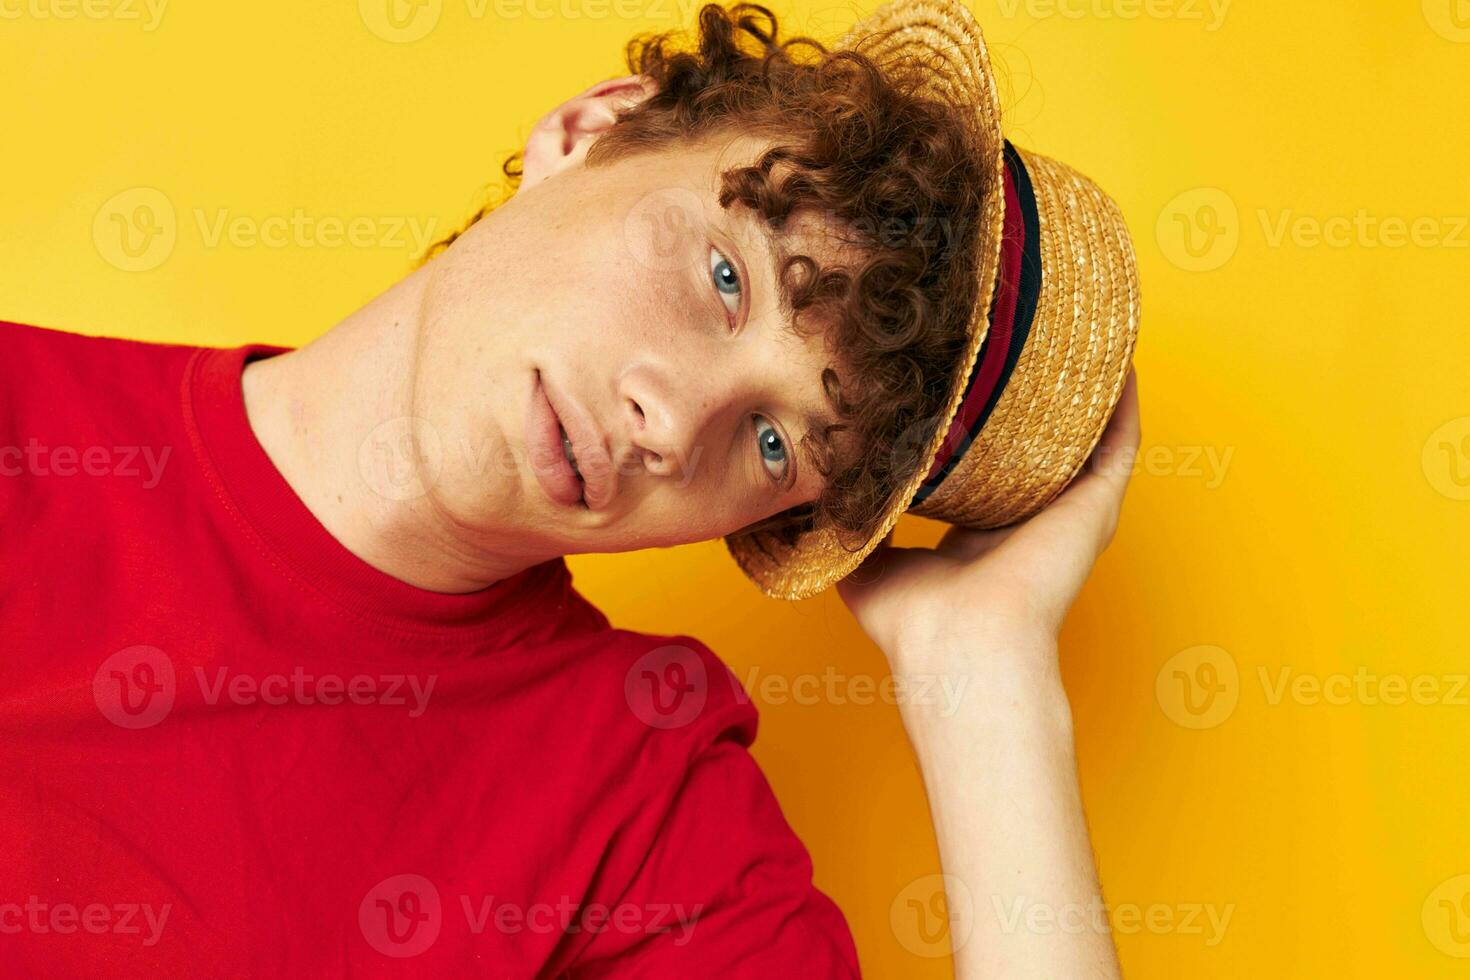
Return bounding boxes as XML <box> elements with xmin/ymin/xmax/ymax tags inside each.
<box><xmin>4</xmin><ymin>0</ymin><xmax>1468</xmax><ymax>974</ymax></box>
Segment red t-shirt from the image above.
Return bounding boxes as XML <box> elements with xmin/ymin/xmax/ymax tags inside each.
<box><xmin>0</xmin><ymin>321</ymin><xmax>860</xmax><ymax>978</ymax></box>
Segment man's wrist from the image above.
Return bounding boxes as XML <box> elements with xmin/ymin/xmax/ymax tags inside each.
<box><xmin>889</xmin><ymin>627</ymin><xmax>1073</xmax><ymax>744</ymax></box>
<box><xmin>890</xmin><ymin>611</ymin><xmax>1062</xmax><ymax>686</ymax></box>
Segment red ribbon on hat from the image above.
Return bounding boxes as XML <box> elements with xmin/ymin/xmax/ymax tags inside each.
<box><xmin>911</xmin><ymin>147</ymin><xmax>1030</xmax><ymax>505</ymax></box>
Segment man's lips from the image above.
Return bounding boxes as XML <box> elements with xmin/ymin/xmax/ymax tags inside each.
<box><xmin>529</xmin><ymin>369</ymin><xmax>615</xmax><ymax>511</ymax></box>
<box><xmin>527</xmin><ymin>370</ymin><xmax>585</xmax><ymax>508</ymax></box>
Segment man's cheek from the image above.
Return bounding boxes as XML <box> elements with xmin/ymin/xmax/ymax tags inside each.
<box><xmin>673</xmin><ymin>444</ymin><xmax>705</xmax><ymax>489</ymax></box>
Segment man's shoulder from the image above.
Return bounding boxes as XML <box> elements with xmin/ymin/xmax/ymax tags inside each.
<box><xmin>549</xmin><ymin>626</ymin><xmax>862</xmax><ymax>976</ymax></box>
<box><xmin>0</xmin><ymin>320</ymin><xmax>208</xmax><ymax>439</ymax></box>
<box><xmin>0</xmin><ymin>318</ymin><xmax>202</xmax><ymax>362</ymax></box>
<box><xmin>559</xmin><ymin>623</ymin><xmax>762</xmax><ymax>752</ymax></box>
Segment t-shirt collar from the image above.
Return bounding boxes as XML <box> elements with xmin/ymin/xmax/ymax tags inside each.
<box><xmin>182</xmin><ymin>343</ymin><xmax>606</xmax><ymax>645</ymax></box>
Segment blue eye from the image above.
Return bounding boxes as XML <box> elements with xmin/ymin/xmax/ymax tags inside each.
<box><xmin>709</xmin><ymin>246</ymin><xmax>741</xmax><ymax>318</ymax></box>
<box><xmin>754</xmin><ymin>416</ymin><xmax>788</xmax><ymax>484</ymax></box>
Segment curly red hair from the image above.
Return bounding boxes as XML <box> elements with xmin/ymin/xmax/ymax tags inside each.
<box><xmin>425</xmin><ymin>2</ymin><xmax>989</xmax><ymax>555</ymax></box>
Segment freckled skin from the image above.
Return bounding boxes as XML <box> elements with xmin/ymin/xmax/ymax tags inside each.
<box><xmin>240</xmin><ymin>76</ymin><xmax>858</xmax><ymax>592</ymax></box>
<box><xmin>413</xmin><ymin>130</ymin><xmax>854</xmax><ymax>554</ymax></box>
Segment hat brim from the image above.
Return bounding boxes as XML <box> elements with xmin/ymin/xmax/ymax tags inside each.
<box><xmin>723</xmin><ymin>0</ymin><xmax>1139</xmax><ymax>601</ymax></box>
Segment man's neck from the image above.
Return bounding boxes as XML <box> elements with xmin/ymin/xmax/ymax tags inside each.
<box><xmin>240</xmin><ymin>263</ymin><xmax>545</xmax><ymax>594</ymax></box>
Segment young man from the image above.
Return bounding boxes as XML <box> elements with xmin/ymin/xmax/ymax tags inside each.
<box><xmin>0</xmin><ymin>1</ymin><xmax>1138</xmax><ymax>975</ymax></box>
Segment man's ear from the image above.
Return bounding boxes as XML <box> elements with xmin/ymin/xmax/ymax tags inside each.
<box><xmin>519</xmin><ymin>74</ymin><xmax>658</xmax><ymax>190</ymax></box>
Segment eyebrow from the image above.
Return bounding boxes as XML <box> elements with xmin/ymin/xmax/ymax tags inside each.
<box><xmin>731</xmin><ymin>209</ymin><xmax>843</xmax><ymax>470</ymax></box>
<box><xmin>744</xmin><ymin>213</ymin><xmax>796</xmax><ymax>319</ymax></box>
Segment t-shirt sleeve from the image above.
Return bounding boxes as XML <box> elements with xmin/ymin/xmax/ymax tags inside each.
<box><xmin>565</xmin><ymin>731</ymin><xmax>860</xmax><ymax>978</ymax></box>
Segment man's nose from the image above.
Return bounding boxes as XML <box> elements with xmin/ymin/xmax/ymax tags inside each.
<box><xmin>620</xmin><ymin>369</ymin><xmax>728</xmax><ymax>480</ymax></box>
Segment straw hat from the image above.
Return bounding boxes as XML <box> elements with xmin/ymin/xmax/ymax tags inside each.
<box><xmin>723</xmin><ymin>0</ymin><xmax>1140</xmax><ymax>600</ymax></box>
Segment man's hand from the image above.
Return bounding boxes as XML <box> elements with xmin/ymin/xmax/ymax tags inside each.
<box><xmin>835</xmin><ymin>370</ymin><xmax>1140</xmax><ymax>980</ymax></box>
<box><xmin>837</xmin><ymin>369</ymin><xmax>1141</xmax><ymax>664</ymax></box>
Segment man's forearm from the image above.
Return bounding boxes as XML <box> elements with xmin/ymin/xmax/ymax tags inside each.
<box><xmin>897</xmin><ymin>634</ymin><xmax>1121</xmax><ymax>979</ymax></box>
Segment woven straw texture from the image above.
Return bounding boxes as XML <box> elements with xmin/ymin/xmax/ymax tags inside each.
<box><xmin>911</xmin><ymin>148</ymin><xmax>1140</xmax><ymax>527</ymax></box>
<box><xmin>723</xmin><ymin>0</ymin><xmax>1140</xmax><ymax>601</ymax></box>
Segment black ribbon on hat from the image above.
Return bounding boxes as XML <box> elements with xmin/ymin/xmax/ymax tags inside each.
<box><xmin>910</xmin><ymin>140</ymin><xmax>1042</xmax><ymax>508</ymax></box>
